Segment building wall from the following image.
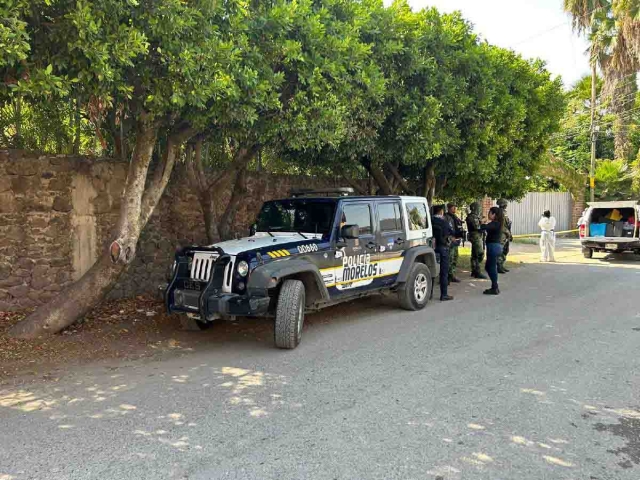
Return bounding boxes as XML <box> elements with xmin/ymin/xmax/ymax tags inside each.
<box><xmin>0</xmin><ymin>150</ymin><xmax>346</xmax><ymax>311</ymax></box>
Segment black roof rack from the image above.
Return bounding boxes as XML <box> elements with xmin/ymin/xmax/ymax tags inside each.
<box><xmin>289</xmin><ymin>187</ymin><xmax>355</xmax><ymax>198</ymax></box>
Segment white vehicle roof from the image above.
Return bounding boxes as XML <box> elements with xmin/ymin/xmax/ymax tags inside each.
<box><xmin>588</xmin><ymin>201</ymin><xmax>639</xmax><ymax>208</ymax></box>
<box><xmin>399</xmin><ymin>196</ymin><xmax>430</xmax><ymax>203</ymax></box>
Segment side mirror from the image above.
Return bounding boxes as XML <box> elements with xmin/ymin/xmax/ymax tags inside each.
<box><xmin>249</xmin><ymin>223</ymin><xmax>257</xmax><ymax>236</ymax></box>
<box><xmin>340</xmin><ymin>224</ymin><xmax>359</xmax><ymax>239</ymax></box>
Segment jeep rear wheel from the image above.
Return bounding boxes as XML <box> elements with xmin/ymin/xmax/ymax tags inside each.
<box><xmin>274</xmin><ymin>279</ymin><xmax>306</xmax><ymax>349</ymax></box>
<box><xmin>583</xmin><ymin>248</ymin><xmax>593</xmax><ymax>259</ymax></box>
<box><xmin>398</xmin><ymin>263</ymin><xmax>432</xmax><ymax>311</ymax></box>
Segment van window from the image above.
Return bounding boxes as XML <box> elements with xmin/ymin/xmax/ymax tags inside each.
<box><xmin>406</xmin><ymin>203</ymin><xmax>429</xmax><ymax>230</ymax></box>
<box><xmin>378</xmin><ymin>202</ymin><xmax>402</xmax><ymax>232</ymax></box>
<box><xmin>342</xmin><ymin>204</ymin><xmax>373</xmax><ymax>236</ymax></box>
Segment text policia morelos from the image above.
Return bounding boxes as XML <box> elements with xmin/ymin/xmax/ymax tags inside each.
<box><xmin>342</xmin><ymin>254</ymin><xmax>379</xmax><ymax>282</ymax></box>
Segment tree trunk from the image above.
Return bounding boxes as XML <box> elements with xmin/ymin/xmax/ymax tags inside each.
<box><xmin>611</xmin><ymin>76</ymin><xmax>637</xmax><ymax>161</ymax></box>
<box><xmin>185</xmin><ymin>139</ymin><xmax>219</xmax><ymax>244</ymax></box>
<box><xmin>202</xmin><ymin>195</ymin><xmax>218</xmax><ymax>244</ymax></box>
<box><xmin>73</xmin><ymin>95</ymin><xmax>81</xmax><ymax>155</ymax></box>
<box><xmin>337</xmin><ymin>166</ymin><xmax>367</xmax><ymax>195</ymax></box>
<box><xmin>219</xmin><ymin>166</ymin><xmax>248</xmax><ymax>240</ymax></box>
<box><xmin>9</xmin><ymin>118</ymin><xmax>194</xmax><ymax>339</ymax></box>
<box><xmin>424</xmin><ymin>163</ymin><xmax>436</xmax><ymax>205</ymax></box>
<box><xmin>386</xmin><ymin>162</ymin><xmax>413</xmax><ymax>194</ymax></box>
<box><xmin>14</xmin><ymin>95</ymin><xmax>22</xmax><ymax>149</ymax></box>
<box><xmin>362</xmin><ymin>157</ymin><xmax>393</xmax><ymax>195</ymax></box>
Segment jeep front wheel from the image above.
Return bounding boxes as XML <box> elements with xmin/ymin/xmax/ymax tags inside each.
<box><xmin>398</xmin><ymin>263</ymin><xmax>432</xmax><ymax>311</ymax></box>
<box><xmin>274</xmin><ymin>279</ymin><xmax>306</xmax><ymax>349</ymax></box>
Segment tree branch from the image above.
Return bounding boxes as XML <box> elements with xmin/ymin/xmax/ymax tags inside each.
<box><xmin>385</xmin><ymin>162</ymin><xmax>414</xmax><ymax>195</ymax></box>
<box><xmin>336</xmin><ymin>166</ymin><xmax>367</xmax><ymax>195</ymax></box>
<box><xmin>209</xmin><ymin>143</ymin><xmax>259</xmax><ymax>190</ymax></box>
<box><xmin>361</xmin><ymin>156</ymin><xmax>393</xmax><ymax>195</ymax></box>
<box><xmin>140</xmin><ymin>126</ymin><xmax>196</xmax><ymax>226</ymax></box>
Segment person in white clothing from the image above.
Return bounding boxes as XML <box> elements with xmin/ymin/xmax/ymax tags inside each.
<box><xmin>538</xmin><ymin>210</ymin><xmax>556</xmax><ymax>262</ymax></box>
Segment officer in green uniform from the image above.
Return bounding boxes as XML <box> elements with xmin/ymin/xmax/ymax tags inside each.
<box><xmin>444</xmin><ymin>202</ymin><xmax>464</xmax><ymax>283</ymax></box>
<box><xmin>465</xmin><ymin>202</ymin><xmax>487</xmax><ymax>279</ymax></box>
<box><xmin>496</xmin><ymin>198</ymin><xmax>513</xmax><ymax>274</ymax></box>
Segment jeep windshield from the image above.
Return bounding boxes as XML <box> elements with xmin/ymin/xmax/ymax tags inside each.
<box><xmin>256</xmin><ymin>199</ymin><xmax>337</xmax><ymax>237</ymax></box>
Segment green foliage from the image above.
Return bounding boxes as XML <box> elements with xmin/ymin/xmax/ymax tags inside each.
<box><xmin>594</xmin><ymin>158</ymin><xmax>633</xmax><ymax>199</ymax></box>
<box><xmin>0</xmin><ymin>0</ymin><xmax>31</xmax><ymax>69</ymax></box>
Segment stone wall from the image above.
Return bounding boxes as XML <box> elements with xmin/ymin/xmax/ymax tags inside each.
<box><xmin>0</xmin><ymin>150</ymin><xmax>345</xmax><ymax>311</ymax></box>
<box><xmin>571</xmin><ymin>190</ymin><xmax>586</xmax><ymax>228</ymax></box>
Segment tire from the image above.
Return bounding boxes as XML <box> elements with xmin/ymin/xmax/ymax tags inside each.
<box><xmin>398</xmin><ymin>263</ymin><xmax>432</xmax><ymax>311</ymax></box>
<box><xmin>583</xmin><ymin>248</ymin><xmax>593</xmax><ymax>259</ymax></box>
<box><xmin>274</xmin><ymin>280</ymin><xmax>306</xmax><ymax>349</ymax></box>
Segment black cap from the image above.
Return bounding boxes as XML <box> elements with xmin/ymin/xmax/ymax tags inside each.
<box><xmin>447</xmin><ymin>202</ymin><xmax>457</xmax><ymax>209</ymax></box>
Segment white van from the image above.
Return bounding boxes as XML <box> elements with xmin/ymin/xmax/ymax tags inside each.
<box><xmin>579</xmin><ymin>201</ymin><xmax>640</xmax><ymax>258</ymax></box>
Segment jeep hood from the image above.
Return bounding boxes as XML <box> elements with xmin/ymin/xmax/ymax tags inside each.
<box><xmin>208</xmin><ymin>232</ymin><xmax>323</xmax><ymax>255</ymax></box>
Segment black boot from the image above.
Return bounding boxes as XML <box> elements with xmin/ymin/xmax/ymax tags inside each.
<box><xmin>440</xmin><ymin>295</ymin><xmax>454</xmax><ymax>301</ymax></box>
<box><xmin>483</xmin><ymin>287</ymin><xmax>500</xmax><ymax>295</ymax></box>
<box><xmin>472</xmin><ymin>272</ymin><xmax>488</xmax><ymax>279</ymax></box>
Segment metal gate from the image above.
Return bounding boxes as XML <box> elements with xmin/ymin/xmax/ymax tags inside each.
<box><xmin>502</xmin><ymin>192</ymin><xmax>573</xmax><ymax>236</ymax></box>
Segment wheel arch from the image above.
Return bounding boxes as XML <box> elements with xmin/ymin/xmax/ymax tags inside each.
<box><xmin>248</xmin><ymin>259</ymin><xmax>330</xmax><ymax>306</ymax></box>
<box><xmin>397</xmin><ymin>246</ymin><xmax>438</xmax><ymax>284</ymax></box>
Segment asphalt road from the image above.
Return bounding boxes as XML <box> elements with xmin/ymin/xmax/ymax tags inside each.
<box><xmin>1</xmin><ymin>245</ymin><xmax>640</xmax><ymax>480</ymax></box>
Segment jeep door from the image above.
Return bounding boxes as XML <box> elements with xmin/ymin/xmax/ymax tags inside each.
<box><xmin>375</xmin><ymin>200</ymin><xmax>406</xmax><ymax>286</ymax></box>
<box><xmin>330</xmin><ymin>201</ymin><xmax>379</xmax><ymax>297</ymax></box>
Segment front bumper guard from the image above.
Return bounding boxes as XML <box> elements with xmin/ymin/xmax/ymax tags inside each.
<box><xmin>170</xmin><ymin>289</ymin><xmax>270</xmax><ymax>318</ymax></box>
<box><xmin>165</xmin><ymin>253</ymin><xmax>269</xmax><ymax>319</ymax></box>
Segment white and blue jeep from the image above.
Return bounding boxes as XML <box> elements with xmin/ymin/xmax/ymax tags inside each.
<box><xmin>165</xmin><ymin>188</ymin><xmax>438</xmax><ymax>349</ymax></box>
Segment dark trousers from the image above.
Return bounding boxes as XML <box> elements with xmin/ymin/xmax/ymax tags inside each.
<box><xmin>485</xmin><ymin>243</ymin><xmax>503</xmax><ymax>290</ymax></box>
<box><xmin>436</xmin><ymin>246</ymin><xmax>449</xmax><ymax>297</ymax></box>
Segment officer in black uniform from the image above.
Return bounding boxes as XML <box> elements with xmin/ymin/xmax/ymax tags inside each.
<box><xmin>444</xmin><ymin>202</ymin><xmax>464</xmax><ymax>283</ymax></box>
<box><xmin>431</xmin><ymin>204</ymin><xmax>454</xmax><ymax>301</ymax></box>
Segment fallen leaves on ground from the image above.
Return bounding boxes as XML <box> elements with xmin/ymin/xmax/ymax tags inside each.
<box><xmin>0</xmin><ymin>296</ymin><xmax>179</xmax><ymax>381</ymax></box>
<box><xmin>0</xmin><ymin>295</ymin><xmax>275</xmax><ymax>383</ymax></box>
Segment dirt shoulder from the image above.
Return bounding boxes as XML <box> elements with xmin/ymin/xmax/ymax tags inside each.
<box><xmin>0</xmin><ymin>296</ymin><xmax>273</xmax><ymax>383</ymax></box>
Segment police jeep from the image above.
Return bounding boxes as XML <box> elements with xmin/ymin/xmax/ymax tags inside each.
<box><xmin>165</xmin><ymin>188</ymin><xmax>438</xmax><ymax>349</ymax></box>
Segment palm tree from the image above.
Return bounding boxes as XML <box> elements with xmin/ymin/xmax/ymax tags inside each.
<box><xmin>564</xmin><ymin>0</ymin><xmax>638</xmax><ymax>161</ymax></box>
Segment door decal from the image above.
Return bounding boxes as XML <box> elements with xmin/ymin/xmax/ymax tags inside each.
<box><xmin>320</xmin><ymin>256</ymin><xmax>403</xmax><ymax>290</ymax></box>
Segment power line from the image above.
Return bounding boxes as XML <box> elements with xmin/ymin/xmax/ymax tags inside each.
<box><xmin>512</xmin><ymin>4</ymin><xmax>608</xmax><ymax>47</ymax></box>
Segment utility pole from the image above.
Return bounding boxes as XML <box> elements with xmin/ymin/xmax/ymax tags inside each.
<box><xmin>589</xmin><ymin>63</ymin><xmax>597</xmax><ymax>202</ymax></box>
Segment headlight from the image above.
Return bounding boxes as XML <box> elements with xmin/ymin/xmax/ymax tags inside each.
<box><xmin>237</xmin><ymin>260</ymin><xmax>249</xmax><ymax>277</ymax></box>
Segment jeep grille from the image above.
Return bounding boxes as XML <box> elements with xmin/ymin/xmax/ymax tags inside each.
<box><xmin>190</xmin><ymin>251</ymin><xmax>234</xmax><ymax>293</ymax></box>
<box><xmin>190</xmin><ymin>252</ymin><xmax>220</xmax><ymax>282</ymax></box>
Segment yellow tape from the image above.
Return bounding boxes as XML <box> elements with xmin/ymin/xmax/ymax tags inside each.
<box><xmin>511</xmin><ymin>229</ymin><xmax>579</xmax><ymax>239</ymax></box>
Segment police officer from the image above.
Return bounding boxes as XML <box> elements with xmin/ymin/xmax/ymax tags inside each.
<box><xmin>444</xmin><ymin>202</ymin><xmax>464</xmax><ymax>283</ymax></box>
<box><xmin>465</xmin><ymin>202</ymin><xmax>487</xmax><ymax>279</ymax></box>
<box><xmin>496</xmin><ymin>198</ymin><xmax>513</xmax><ymax>274</ymax></box>
<box><xmin>431</xmin><ymin>205</ymin><xmax>454</xmax><ymax>301</ymax></box>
